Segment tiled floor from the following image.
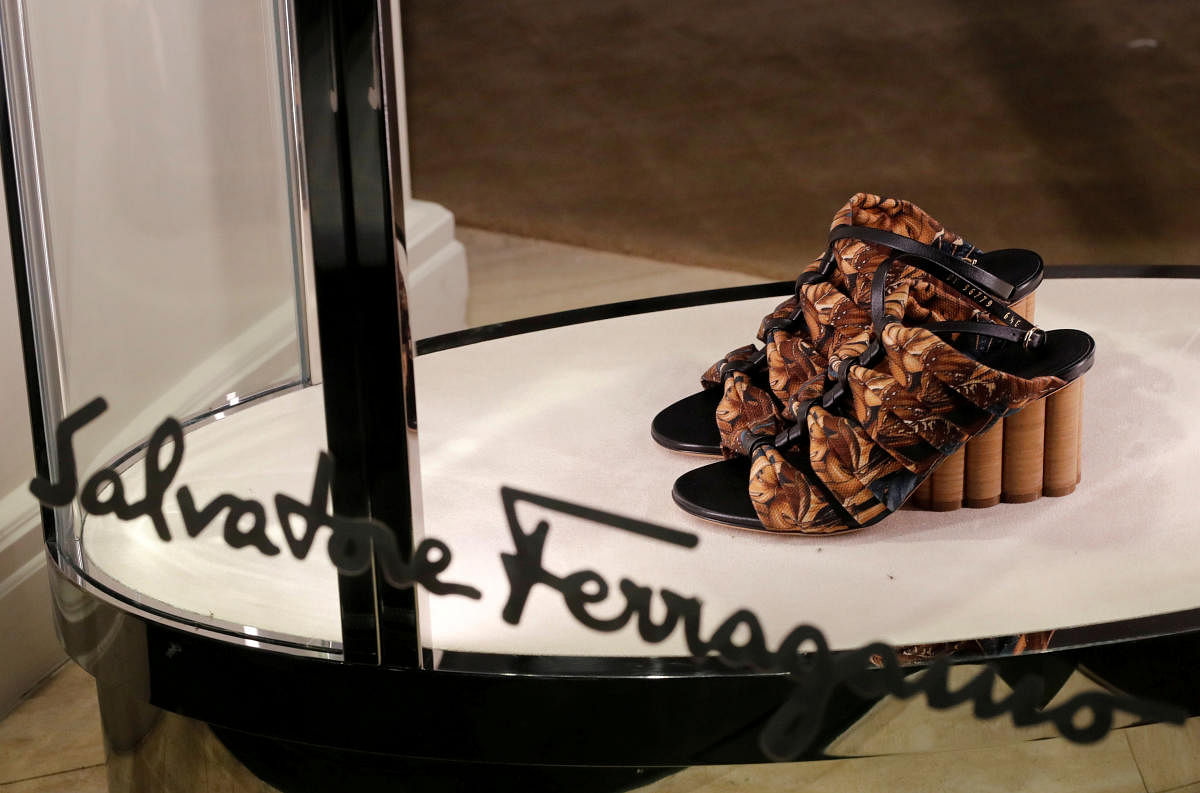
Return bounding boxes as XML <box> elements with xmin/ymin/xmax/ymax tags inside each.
<box><xmin>2</xmin><ymin>228</ymin><xmax>1198</xmax><ymax>792</ymax></box>
<box><xmin>0</xmin><ymin>663</ymin><xmax>105</xmax><ymax>792</ymax></box>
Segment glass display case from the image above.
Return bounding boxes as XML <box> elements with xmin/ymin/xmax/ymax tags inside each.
<box><xmin>3</xmin><ymin>1</ymin><xmax>1200</xmax><ymax>792</ymax></box>
<box><xmin>1</xmin><ymin>0</ymin><xmax>428</xmax><ymax>671</ymax></box>
<box><xmin>4</xmin><ymin>0</ymin><xmax>330</xmax><ymax>651</ymax></box>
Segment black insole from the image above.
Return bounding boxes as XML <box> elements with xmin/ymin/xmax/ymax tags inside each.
<box><xmin>976</xmin><ymin>249</ymin><xmax>1043</xmax><ymax>300</ymax></box>
<box><xmin>672</xmin><ymin>456</ymin><xmax>759</xmax><ymax>527</ymax></box>
<box><xmin>651</xmin><ymin>388</ymin><xmax>723</xmax><ymax>454</ymax></box>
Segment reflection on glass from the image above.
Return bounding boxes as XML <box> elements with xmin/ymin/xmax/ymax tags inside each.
<box><xmin>11</xmin><ymin>0</ymin><xmax>322</xmax><ymax>648</ymax></box>
<box><xmin>25</xmin><ymin>0</ymin><xmax>304</xmax><ymax>471</ymax></box>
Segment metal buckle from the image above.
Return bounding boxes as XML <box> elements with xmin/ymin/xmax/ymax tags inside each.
<box><xmin>1022</xmin><ymin>327</ymin><xmax>1042</xmax><ymax>349</ymax></box>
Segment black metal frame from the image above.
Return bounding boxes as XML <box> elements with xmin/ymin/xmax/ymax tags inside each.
<box><xmin>0</xmin><ymin>0</ymin><xmax>53</xmax><ymax>556</ymax></box>
<box><xmin>293</xmin><ymin>0</ymin><xmax>419</xmax><ymax>666</ymax></box>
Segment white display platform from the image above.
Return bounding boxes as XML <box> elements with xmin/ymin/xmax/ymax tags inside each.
<box><xmin>81</xmin><ymin>278</ymin><xmax>1200</xmax><ymax>657</ymax></box>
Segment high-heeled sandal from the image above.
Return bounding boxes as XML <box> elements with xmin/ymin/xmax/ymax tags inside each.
<box><xmin>670</xmin><ymin>255</ymin><xmax>1094</xmax><ymax>534</ymax></box>
<box><xmin>651</xmin><ymin>193</ymin><xmax>1043</xmax><ymax>456</ymax></box>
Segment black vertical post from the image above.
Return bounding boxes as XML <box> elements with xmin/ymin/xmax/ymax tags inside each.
<box><xmin>0</xmin><ymin>11</ymin><xmax>56</xmax><ymax>557</ymax></box>
<box><xmin>293</xmin><ymin>0</ymin><xmax>420</xmax><ymax>665</ymax></box>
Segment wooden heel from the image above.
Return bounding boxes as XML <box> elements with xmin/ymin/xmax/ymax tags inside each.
<box><xmin>998</xmin><ymin>292</ymin><xmax>1042</xmax><ymax>505</ymax></box>
<box><xmin>964</xmin><ymin>422</ymin><xmax>1003</xmax><ymax>508</ymax></box>
<box><xmin>1002</xmin><ymin>399</ymin><xmax>1046</xmax><ymax>503</ymax></box>
<box><xmin>910</xmin><ymin>478</ymin><xmax>933</xmax><ymax>509</ymax></box>
<box><xmin>929</xmin><ymin>447</ymin><xmax>966</xmax><ymax>510</ymax></box>
<box><xmin>902</xmin><ymin>291</ymin><xmax>1085</xmax><ymax>512</ymax></box>
<box><xmin>1075</xmin><ymin>376</ymin><xmax>1084</xmax><ymax>485</ymax></box>
<box><xmin>1014</xmin><ymin>293</ymin><xmax>1035</xmax><ymax>323</ymax></box>
<box><xmin>1043</xmin><ymin>379</ymin><xmax>1083</xmax><ymax>497</ymax></box>
<box><xmin>923</xmin><ymin>294</ymin><xmax>1035</xmax><ymax>512</ymax></box>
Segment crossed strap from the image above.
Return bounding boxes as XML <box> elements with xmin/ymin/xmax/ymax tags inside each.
<box><xmin>828</xmin><ymin>224</ymin><xmax>1017</xmax><ymax>300</ymax></box>
<box><xmin>704</xmin><ymin>226</ymin><xmax>1046</xmax><ymax>461</ymax></box>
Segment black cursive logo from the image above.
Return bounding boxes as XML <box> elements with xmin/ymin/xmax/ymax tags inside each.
<box><xmin>30</xmin><ymin>397</ymin><xmax>479</xmax><ymax>598</ymax></box>
<box><xmin>498</xmin><ymin>486</ymin><xmax>1186</xmax><ymax>760</ymax></box>
<box><xmin>28</xmin><ymin>398</ymin><xmax>1189</xmax><ymax>762</ymax></box>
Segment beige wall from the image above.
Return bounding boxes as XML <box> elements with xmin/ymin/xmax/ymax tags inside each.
<box><xmin>0</xmin><ymin>0</ymin><xmax>307</xmax><ymax>715</ymax></box>
<box><xmin>24</xmin><ymin>0</ymin><xmax>304</xmax><ymax>470</ymax></box>
<box><xmin>0</xmin><ymin>185</ymin><xmax>56</xmax><ymax>719</ymax></box>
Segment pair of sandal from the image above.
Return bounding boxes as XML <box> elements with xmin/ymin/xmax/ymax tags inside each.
<box><xmin>652</xmin><ymin>194</ymin><xmax>1095</xmax><ymax>535</ymax></box>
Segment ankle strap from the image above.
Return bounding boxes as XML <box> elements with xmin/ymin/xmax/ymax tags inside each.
<box><xmin>829</xmin><ymin>224</ymin><xmax>1016</xmax><ymax>300</ymax></box>
<box><xmin>922</xmin><ymin>320</ymin><xmax>1047</xmax><ymax>350</ymax></box>
<box><xmin>868</xmin><ymin>253</ymin><xmax>1040</xmax><ymax>338</ymax></box>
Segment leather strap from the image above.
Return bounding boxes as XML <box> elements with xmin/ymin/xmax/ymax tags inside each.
<box><xmin>923</xmin><ymin>320</ymin><xmax>1047</xmax><ymax>349</ymax></box>
<box><xmin>866</xmin><ymin>247</ymin><xmax>1038</xmax><ymax>337</ymax></box>
<box><xmin>793</xmin><ymin>243</ymin><xmax>837</xmax><ymax>296</ymax></box>
<box><xmin>829</xmin><ymin>224</ymin><xmax>1016</xmax><ymax>300</ymax></box>
<box><xmin>870</xmin><ymin>254</ymin><xmax>894</xmax><ymax>338</ymax></box>
<box><xmin>773</xmin><ymin>399</ymin><xmax>812</xmax><ymax>450</ymax></box>
<box><xmin>718</xmin><ymin>347</ymin><xmax>768</xmax><ymax>378</ymax></box>
<box><xmin>760</xmin><ymin>304</ymin><xmax>806</xmax><ymax>337</ymax></box>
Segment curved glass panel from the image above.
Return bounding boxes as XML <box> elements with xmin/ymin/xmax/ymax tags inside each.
<box><xmin>5</xmin><ymin>0</ymin><xmax>326</xmax><ymax>650</ymax></box>
<box><xmin>24</xmin><ymin>0</ymin><xmax>305</xmax><ymax>472</ymax></box>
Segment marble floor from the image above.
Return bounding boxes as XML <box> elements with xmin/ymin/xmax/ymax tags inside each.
<box><xmin>2</xmin><ymin>228</ymin><xmax>1199</xmax><ymax>792</ymax></box>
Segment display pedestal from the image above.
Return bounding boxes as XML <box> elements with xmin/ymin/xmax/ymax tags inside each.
<box><xmin>42</xmin><ymin>272</ymin><xmax>1200</xmax><ymax>791</ymax></box>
